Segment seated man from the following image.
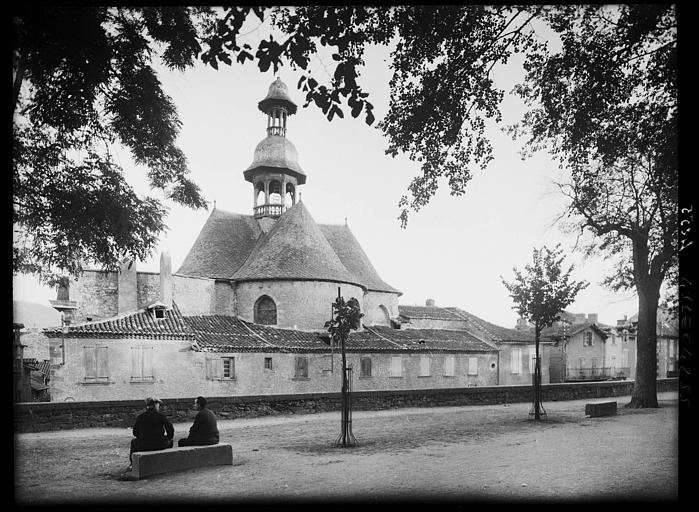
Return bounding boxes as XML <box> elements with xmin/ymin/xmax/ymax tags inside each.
<box><xmin>128</xmin><ymin>397</ymin><xmax>174</xmax><ymax>470</ymax></box>
<box><xmin>178</xmin><ymin>396</ymin><xmax>220</xmax><ymax>447</ymax></box>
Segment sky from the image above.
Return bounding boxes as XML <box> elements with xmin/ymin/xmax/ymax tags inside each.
<box><xmin>12</xmin><ymin>10</ymin><xmax>642</xmax><ymax>328</ymax></box>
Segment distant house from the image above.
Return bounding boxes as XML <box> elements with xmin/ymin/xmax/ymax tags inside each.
<box><xmin>543</xmin><ymin>323</ymin><xmax>621</xmax><ymax>382</ymax></box>
<box><xmin>396</xmin><ymin>305</ymin><xmax>548</xmax><ymax>386</ymax></box>
<box><xmin>604</xmin><ymin>309</ymin><xmax>679</xmax><ymax>380</ymax></box>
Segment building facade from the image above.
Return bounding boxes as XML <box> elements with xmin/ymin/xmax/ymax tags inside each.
<box><xmin>40</xmin><ymin>78</ymin><xmax>523</xmax><ymax>403</ymax></box>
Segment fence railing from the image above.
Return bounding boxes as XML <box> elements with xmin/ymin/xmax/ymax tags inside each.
<box><xmin>566</xmin><ymin>367</ymin><xmax>631</xmax><ymax>381</ymax></box>
<box><xmin>254</xmin><ymin>204</ymin><xmax>286</xmax><ymax>218</ymax></box>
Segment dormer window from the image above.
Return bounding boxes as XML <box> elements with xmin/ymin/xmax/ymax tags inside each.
<box><xmin>147</xmin><ymin>301</ymin><xmax>168</xmax><ymax>320</ymax></box>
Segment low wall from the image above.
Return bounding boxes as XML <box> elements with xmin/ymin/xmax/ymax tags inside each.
<box><xmin>14</xmin><ymin>378</ymin><xmax>678</xmax><ymax>433</ymax></box>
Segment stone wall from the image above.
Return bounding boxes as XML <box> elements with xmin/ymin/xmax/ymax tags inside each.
<box><xmin>363</xmin><ymin>291</ymin><xmax>400</xmax><ymax>327</ymax></box>
<box><xmin>136</xmin><ymin>272</ymin><xmax>160</xmax><ymax>310</ymax></box>
<box><xmin>172</xmin><ymin>274</ymin><xmax>216</xmax><ymax>315</ymax></box>
<box><xmin>235</xmin><ymin>280</ymin><xmax>365</xmax><ymax>330</ymax></box>
<box><xmin>70</xmin><ymin>270</ymin><xmax>119</xmax><ymax>323</ymax></box>
<box><xmin>14</xmin><ymin>379</ymin><xmax>678</xmax><ymax>433</ymax></box>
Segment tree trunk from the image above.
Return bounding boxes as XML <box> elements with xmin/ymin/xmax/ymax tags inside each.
<box><xmin>627</xmin><ymin>279</ymin><xmax>660</xmax><ymax>408</ymax></box>
<box><xmin>534</xmin><ymin>323</ymin><xmax>542</xmax><ymax>420</ymax></box>
<box><xmin>339</xmin><ymin>333</ymin><xmax>349</xmax><ymax>445</ymax></box>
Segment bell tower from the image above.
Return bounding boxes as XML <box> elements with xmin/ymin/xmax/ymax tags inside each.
<box><xmin>243</xmin><ymin>77</ymin><xmax>306</xmax><ymax>220</ymax></box>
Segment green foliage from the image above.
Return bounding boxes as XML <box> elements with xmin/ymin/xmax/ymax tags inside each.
<box><xmin>324</xmin><ymin>296</ymin><xmax>363</xmax><ymax>344</ymax></box>
<box><xmin>510</xmin><ymin>5</ymin><xmax>677</xmax><ymax>298</ymax></box>
<box><xmin>501</xmin><ymin>245</ymin><xmax>589</xmax><ymax>332</ymax></box>
<box><xmin>13</xmin><ymin>6</ymin><xmax>212</xmax><ymax>283</ymax></box>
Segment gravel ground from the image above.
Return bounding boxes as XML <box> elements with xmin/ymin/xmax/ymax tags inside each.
<box><xmin>14</xmin><ymin>392</ymin><xmax>678</xmax><ymax>504</ymax></box>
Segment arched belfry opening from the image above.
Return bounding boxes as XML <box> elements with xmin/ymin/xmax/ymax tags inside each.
<box><xmin>243</xmin><ymin>77</ymin><xmax>306</xmax><ymax>220</ymax></box>
<box><xmin>254</xmin><ymin>295</ymin><xmax>277</xmax><ymax>325</ymax></box>
<box><xmin>269</xmin><ymin>180</ymin><xmax>282</xmax><ymax>205</ymax></box>
<box><xmin>285</xmin><ymin>182</ymin><xmax>295</xmax><ymax>206</ymax></box>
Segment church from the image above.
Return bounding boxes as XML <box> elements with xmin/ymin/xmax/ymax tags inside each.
<box><xmin>44</xmin><ymin>78</ymin><xmax>541</xmax><ymax>402</ymax></box>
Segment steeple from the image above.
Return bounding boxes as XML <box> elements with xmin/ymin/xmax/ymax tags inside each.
<box><xmin>244</xmin><ymin>77</ymin><xmax>306</xmax><ymax>220</ymax></box>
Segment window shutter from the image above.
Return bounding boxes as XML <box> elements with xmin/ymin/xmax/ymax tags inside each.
<box><xmin>229</xmin><ymin>357</ymin><xmax>235</xmax><ymax>379</ymax></box>
<box><xmin>96</xmin><ymin>347</ymin><xmax>109</xmax><ymax>378</ymax></box>
<box><xmin>391</xmin><ymin>356</ymin><xmax>401</xmax><ymax>377</ymax></box>
<box><xmin>444</xmin><ymin>355</ymin><xmax>455</xmax><ymax>376</ymax></box>
<box><xmin>361</xmin><ymin>357</ymin><xmax>371</xmax><ymax>377</ymax></box>
<box><xmin>144</xmin><ymin>347</ymin><xmax>154</xmax><ymax>379</ymax></box>
<box><xmin>420</xmin><ymin>356</ymin><xmax>430</xmax><ymax>376</ymax></box>
<box><xmin>84</xmin><ymin>346</ymin><xmax>96</xmax><ymax>378</ymax></box>
<box><xmin>529</xmin><ymin>347</ymin><xmax>536</xmax><ymax>374</ymax></box>
<box><xmin>301</xmin><ymin>356</ymin><xmax>308</xmax><ymax>377</ymax></box>
<box><xmin>468</xmin><ymin>357</ymin><xmax>478</xmax><ymax>376</ymax></box>
<box><xmin>510</xmin><ymin>349</ymin><xmax>519</xmax><ymax>374</ymax></box>
<box><xmin>205</xmin><ymin>357</ymin><xmax>215</xmax><ymax>380</ymax></box>
<box><xmin>131</xmin><ymin>347</ymin><xmax>142</xmax><ymax>379</ymax></box>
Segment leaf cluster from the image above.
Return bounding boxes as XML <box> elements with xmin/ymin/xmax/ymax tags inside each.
<box><xmin>501</xmin><ymin>244</ymin><xmax>589</xmax><ymax>331</ymax></box>
<box><xmin>324</xmin><ymin>296</ymin><xmax>364</xmax><ymax>343</ymax></box>
<box><xmin>13</xmin><ymin>7</ymin><xmax>212</xmax><ymax>281</ymax></box>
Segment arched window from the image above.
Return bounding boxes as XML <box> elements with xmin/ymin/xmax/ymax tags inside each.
<box><xmin>285</xmin><ymin>183</ymin><xmax>295</xmax><ymax>206</ymax></box>
<box><xmin>255</xmin><ymin>182</ymin><xmax>265</xmax><ymax>206</ymax></box>
<box><xmin>377</xmin><ymin>305</ymin><xmax>390</xmax><ymax>326</ymax></box>
<box><xmin>269</xmin><ymin>180</ymin><xmax>282</xmax><ymax>205</ymax></box>
<box><xmin>254</xmin><ymin>295</ymin><xmax>277</xmax><ymax>325</ymax></box>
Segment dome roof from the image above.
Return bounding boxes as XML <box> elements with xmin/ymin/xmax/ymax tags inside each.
<box><xmin>258</xmin><ymin>77</ymin><xmax>297</xmax><ymax>115</ymax></box>
<box><xmin>243</xmin><ymin>135</ymin><xmax>306</xmax><ymax>184</ymax></box>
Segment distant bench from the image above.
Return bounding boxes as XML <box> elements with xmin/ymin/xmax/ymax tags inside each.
<box><xmin>130</xmin><ymin>443</ymin><xmax>233</xmax><ymax>479</ymax></box>
<box><xmin>585</xmin><ymin>401</ymin><xmax>617</xmax><ymax>418</ymax></box>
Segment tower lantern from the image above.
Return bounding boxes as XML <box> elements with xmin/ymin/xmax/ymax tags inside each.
<box><xmin>243</xmin><ymin>77</ymin><xmax>306</xmax><ymax>220</ymax></box>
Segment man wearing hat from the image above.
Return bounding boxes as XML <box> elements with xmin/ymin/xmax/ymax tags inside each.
<box><xmin>178</xmin><ymin>396</ymin><xmax>219</xmax><ymax>447</ymax></box>
<box><xmin>128</xmin><ymin>397</ymin><xmax>174</xmax><ymax>470</ymax></box>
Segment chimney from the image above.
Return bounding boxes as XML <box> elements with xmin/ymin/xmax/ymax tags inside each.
<box><xmin>425</xmin><ymin>298</ymin><xmax>435</xmax><ymax>307</ymax></box>
<box><xmin>118</xmin><ymin>258</ymin><xmax>138</xmax><ymax>314</ymax></box>
<box><xmin>56</xmin><ymin>277</ymin><xmax>69</xmax><ymax>301</ymax></box>
<box><xmin>573</xmin><ymin>313</ymin><xmax>586</xmax><ymax>324</ymax></box>
<box><xmin>588</xmin><ymin>313</ymin><xmax>598</xmax><ymax>324</ymax></box>
<box><xmin>159</xmin><ymin>252</ymin><xmax>173</xmax><ymax>309</ymax></box>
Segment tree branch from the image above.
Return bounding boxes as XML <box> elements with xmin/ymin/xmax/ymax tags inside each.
<box><xmin>13</xmin><ymin>50</ymin><xmax>26</xmax><ymax>115</ymax></box>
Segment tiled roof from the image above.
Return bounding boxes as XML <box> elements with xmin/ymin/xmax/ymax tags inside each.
<box><xmin>184</xmin><ymin>315</ymin><xmax>324</xmax><ymax>352</ymax></box>
<box><xmin>184</xmin><ymin>315</ymin><xmax>495</xmax><ymax>354</ymax></box>
<box><xmin>360</xmin><ymin>326</ymin><xmax>497</xmax><ymax>352</ymax></box>
<box><xmin>319</xmin><ymin>225</ymin><xmax>401</xmax><ymax>295</ymax></box>
<box><xmin>398</xmin><ymin>306</ymin><xmax>464</xmax><ymax>321</ymax></box>
<box><xmin>23</xmin><ymin>359</ymin><xmax>51</xmax><ymax>376</ymax></box>
<box><xmin>397</xmin><ymin>306</ymin><xmax>535</xmax><ymax>343</ymax></box>
<box><xmin>43</xmin><ymin>303</ymin><xmax>195</xmax><ymax>340</ymax></box>
<box><xmin>177</xmin><ymin>208</ymin><xmax>262</xmax><ymax>279</ymax></box>
<box><xmin>541</xmin><ymin>322</ymin><xmax>608</xmax><ymax>341</ymax></box>
<box><xmin>232</xmin><ymin>201</ymin><xmax>362</xmax><ymax>286</ymax></box>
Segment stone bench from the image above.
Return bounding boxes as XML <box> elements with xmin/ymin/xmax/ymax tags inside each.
<box><xmin>131</xmin><ymin>443</ymin><xmax>233</xmax><ymax>479</ymax></box>
<box><xmin>585</xmin><ymin>401</ymin><xmax>617</xmax><ymax>418</ymax></box>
